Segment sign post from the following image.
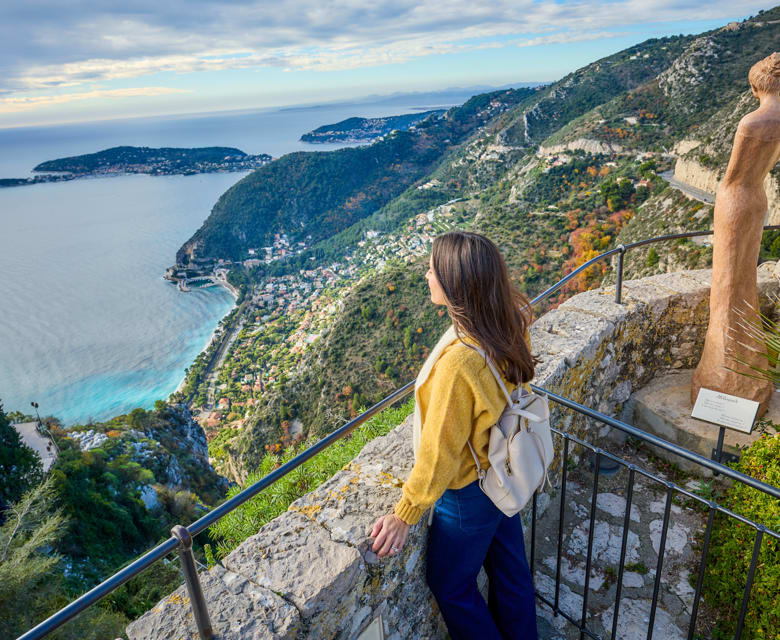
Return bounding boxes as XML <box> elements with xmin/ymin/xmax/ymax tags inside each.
<box><xmin>691</xmin><ymin>388</ymin><xmax>760</xmax><ymax>473</ymax></box>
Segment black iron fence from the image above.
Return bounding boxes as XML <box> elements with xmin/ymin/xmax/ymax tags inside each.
<box><xmin>16</xmin><ymin>225</ymin><xmax>780</xmax><ymax>640</ymax></box>
<box><xmin>530</xmin><ymin>386</ymin><xmax>780</xmax><ymax>640</ymax></box>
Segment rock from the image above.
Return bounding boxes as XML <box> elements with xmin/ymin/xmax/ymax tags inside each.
<box><xmin>648</xmin><ymin>519</ymin><xmax>689</xmax><ymax>555</ymax></box>
<box><xmin>542</xmin><ymin>555</ymin><xmax>604</xmax><ymax>590</ymax></box>
<box><xmin>222</xmin><ymin>511</ymin><xmax>362</xmax><ymax>619</ymax></box>
<box><xmin>538</xmin><ymin>138</ymin><xmax>625</xmax><ymax>156</ymax></box>
<box><xmin>67</xmin><ymin>429</ymin><xmax>108</xmax><ymax>451</ymax></box>
<box><xmin>534</xmin><ymin>572</ymin><xmax>584</xmax><ymax>630</ymax></box>
<box><xmin>536</xmin><ymin>613</ymin><xmax>567</xmax><ymax>640</ymax></box>
<box><xmin>671</xmin><ymin>569</ymin><xmax>696</xmax><ymax>612</ymax></box>
<box><xmin>568</xmin><ymin>520</ymin><xmax>640</xmax><ymax>565</ymax></box>
<box><xmin>600</xmin><ymin>598</ymin><xmax>684</xmax><ymax>640</ymax></box>
<box><xmin>649</xmin><ymin>499</ymin><xmax>682</xmax><ymax>515</ymax></box>
<box><xmin>596</xmin><ymin>493</ymin><xmax>641</xmax><ymax>523</ymax></box>
<box><xmin>126</xmin><ymin>564</ymin><xmax>299</xmax><ymax>640</ymax></box>
<box><xmin>622</xmin><ymin>571</ymin><xmax>644</xmax><ymax>588</ymax></box>
<box><xmin>217</xmin><ymin>418</ymin><xmax>448</xmax><ymax>640</ymax></box>
<box><xmin>140</xmin><ymin>485</ymin><xmax>160</xmax><ymax>510</ymax></box>
<box><xmin>684</xmin><ymin>480</ymin><xmax>703</xmax><ymax>492</ymax></box>
<box><xmin>569</xmin><ymin>500</ymin><xmax>589</xmax><ymax>520</ymax></box>
<box><xmin>758</xmin><ymin>260</ymin><xmax>777</xmax><ymax>277</ymax></box>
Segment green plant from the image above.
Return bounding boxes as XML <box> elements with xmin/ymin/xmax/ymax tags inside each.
<box><xmin>701</xmin><ymin>431</ymin><xmax>780</xmax><ymax>639</ymax></box>
<box><xmin>645</xmin><ymin>247</ymin><xmax>659</xmax><ymax>267</ymax></box>
<box><xmin>624</xmin><ymin>561</ymin><xmax>649</xmax><ymax>575</ymax></box>
<box><xmin>726</xmin><ymin>295</ymin><xmax>780</xmax><ymax>387</ymax></box>
<box><xmin>0</xmin><ymin>402</ymin><xmax>44</xmax><ymax>504</ymax></box>
<box><xmin>0</xmin><ymin>478</ymin><xmax>127</xmax><ymax>639</ymax></box>
<box><xmin>602</xmin><ymin>565</ymin><xmax>617</xmax><ymax>590</ymax></box>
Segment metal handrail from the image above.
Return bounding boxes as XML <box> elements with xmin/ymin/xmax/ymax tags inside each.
<box><xmin>530</xmin><ymin>224</ymin><xmax>780</xmax><ymax>307</ymax></box>
<box><xmin>17</xmin><ymin>223</ymin><xmax>780</xmax><ymax>640</ymax></box>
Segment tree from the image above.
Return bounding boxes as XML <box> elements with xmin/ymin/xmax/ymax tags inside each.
<box><xmin>50</xmin><ymin>440</ymin><xmax>159</xmax><ymax>582</ymax></box>
<box><xmin>0</xmin><ymin>401</ymin><xmax>43</xmax><ymax>505</ymax></box>
<box><xmin>600</xmin><ymin>178</ymin><xmax>635</xmax><ymax>212</ymax></box>
<box><xmin>0</xmin><ymin>477</ymin><xmax>127</xmax><ymax>639</ymax></box>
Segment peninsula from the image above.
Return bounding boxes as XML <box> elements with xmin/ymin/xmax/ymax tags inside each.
<box><xmin>300</xmin><ymin>109</ymin><xmax>445</xmax><ymax>143</ymax></box>
<box><xmin>0</xmin><ymin>146</ymin><xmax>272</xmax><ymax>188</ymax></box>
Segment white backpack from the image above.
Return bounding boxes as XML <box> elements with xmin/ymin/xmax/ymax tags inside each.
<box><xmin>463</xmin><ymin>344</ymin><xmax>554</xmax><ymax>517</ymax></box>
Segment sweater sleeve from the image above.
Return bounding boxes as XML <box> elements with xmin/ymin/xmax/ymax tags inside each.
<box><xmin>394</xmin><ymin>351</ymin><xmax>475</xmax><ymax>525</ymax></box>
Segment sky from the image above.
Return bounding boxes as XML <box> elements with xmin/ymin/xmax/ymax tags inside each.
<box><xmin>1</xmin><ymin>1</ymin><xmax>774</xmax><ymax>128</ymax></box>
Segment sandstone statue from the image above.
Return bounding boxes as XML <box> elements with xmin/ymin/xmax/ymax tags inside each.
<box><xmin>692</xmin><ymin>52</ymin><xmax>780</xmax><ymax>414</ymax></box>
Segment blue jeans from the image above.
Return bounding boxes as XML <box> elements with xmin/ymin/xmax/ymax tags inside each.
<box><xmin>426</xmin><ymin>480</ymin><xmax>539</xmax><ymax>640</ymax></box>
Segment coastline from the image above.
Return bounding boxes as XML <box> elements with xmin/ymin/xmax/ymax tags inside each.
<box><xmin>172</xmin><ymin>277</ymin><xmax>240</xmax><ymax>396</ymax></box>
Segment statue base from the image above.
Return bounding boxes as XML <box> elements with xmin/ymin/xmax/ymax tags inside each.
<box><xmin>630</xmin><ymin>369</ymin><xmax>778</xmax><ymax>477</ymax></box>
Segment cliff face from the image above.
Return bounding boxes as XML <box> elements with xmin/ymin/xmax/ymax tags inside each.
<box><xmin>674</xmin><ymin>156</ymin><xmax>780</xmax><ymax>225</ymax></box>
<box><xmin>656</xmin><ymin>36</ymin><xmax>721</xmax><ymax>114</ymax></box>
<box><xmin>65</xmin><ymin>403</ymin><xmax>230</xmax><ymax>503</ymax></box>
<box><xmin>673</xmin><ymin>157</ymin><xmax>720</xmax><ymax>194</ymax></box>
<box><xmin>538</xmin><ymin>138</ymin><xmax>626</xmax><ymax>156</ymax></box>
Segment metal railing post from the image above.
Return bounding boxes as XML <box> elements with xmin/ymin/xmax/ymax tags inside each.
<box><xmin>615</xmin><ymin>244</ymin><xmax>626</xmax><ymax>304</ymax></box>
<box><xmin>171</xmin><ymin>525</ymin><xmax>214</xmax><ymax>640</ymax></box>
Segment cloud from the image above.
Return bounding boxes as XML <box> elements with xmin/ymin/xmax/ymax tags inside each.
<box><xmin>0</xmin><ymin>87</ymin><xmax>191</xmax><ymax>114</ymax></box>
<box><xmin>513</xmin><ymin>31</ymin><xmax>631</xmax><ymax>48</ymax></box>
<box><xmin>1</xmin><ymin>1</ymin><xmax>767</xmax><ymax>100</ymax></box>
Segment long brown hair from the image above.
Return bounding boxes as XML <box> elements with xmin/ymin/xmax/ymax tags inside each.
<box><xmin>431</xmin><ymin>231</ymin><xmax>537</xmax><ymax>384</ymax></box>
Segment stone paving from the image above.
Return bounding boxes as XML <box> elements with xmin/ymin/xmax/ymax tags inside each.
<box><xmin>531</xmin><ymin>437</ymin><xmax>713</xmax><ymax>640</ymax></box>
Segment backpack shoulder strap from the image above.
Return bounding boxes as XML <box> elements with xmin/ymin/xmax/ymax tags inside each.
<box><xmin>458</xmin><ymin>342</ymin><xmax>513</xmax><ymax>405</ymax></box>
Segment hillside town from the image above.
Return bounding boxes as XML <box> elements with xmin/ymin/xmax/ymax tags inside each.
<box><xmin>181</xmin><ymin>199</ymin><xmax>460</xmax><ymax>448</ymax></box>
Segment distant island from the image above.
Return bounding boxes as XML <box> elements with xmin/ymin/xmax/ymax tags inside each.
<box><xmin>0</xmin><ymin>146</ymin><xmax>272</xmax><ymax>188</ymax></box>
<box><xmin>300</xmin><ymin>110</ymin><xmax>445</xmax><ymax>143</ymax></box>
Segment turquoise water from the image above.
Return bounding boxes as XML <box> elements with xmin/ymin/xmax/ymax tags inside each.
<box><xmin>0</xmin><ymin>95</ymin><xmax>473</xmax><ymax>425</ymax></box>
<box><xmin>0</xmin><ymin>173</ymin><xmax>238</xmax><ymax>425</ymax></box>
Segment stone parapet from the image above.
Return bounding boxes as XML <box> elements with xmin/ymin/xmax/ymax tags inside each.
<box><xmin>126</xmin><ymin>268</ymin><xmax>777</xmax><ymax>640</ymax></box>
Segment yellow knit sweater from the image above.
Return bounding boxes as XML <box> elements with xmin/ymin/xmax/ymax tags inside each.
<box><xmin>393</xmin><ymin>335</ymin><xmax>530</xmax><ymax>525</ymax></box>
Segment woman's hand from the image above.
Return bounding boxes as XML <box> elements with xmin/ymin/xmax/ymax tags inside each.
<box><xmin>368</xmin><ymin>513</ymin><xmax>410</xmax><ymax>558</ymax></box>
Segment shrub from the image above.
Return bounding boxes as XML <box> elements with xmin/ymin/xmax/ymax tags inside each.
<box><xmin>702</xmin><ymin>431</ymin><xmax>780</xmax><ymax>639</ymax></box>
<box><xmin>645</xmin><ymin>247</ymin><xmax>659</xmax><ymax>268</ymax></box>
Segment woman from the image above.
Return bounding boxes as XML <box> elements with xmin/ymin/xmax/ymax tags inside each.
<box><xmin>368</xmin><ymin>231</ymin><xmax>539</xmax><ymax>640</ymax></box>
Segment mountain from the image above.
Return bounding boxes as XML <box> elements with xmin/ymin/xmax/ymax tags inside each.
<box><xmin>169</xmin><ymin>9</ymin><xmax>780</xmax><ymax>481</ymax></box>
<box><xmin>33</xmin><ymin>145</ymin><xmax>271</xmax><ymax>176</ymax></box>
<box><xmin>300</xmin><ymin>110</ymin><xmax>446</xmax><ymax>143</ymax></box>
<box><xmin>175</xmin><ymin>88</ymin><xmax>539</xmax><ymax>264</ymax></box>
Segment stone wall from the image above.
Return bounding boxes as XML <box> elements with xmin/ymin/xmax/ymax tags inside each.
<box><xmin>126</xmin><ymin>268</ymin><xmax>777</xmax><ymax>640</ymax></box>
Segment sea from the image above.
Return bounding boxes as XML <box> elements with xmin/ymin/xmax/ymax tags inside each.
<box><xmin>0</xmin><ymin>93</ymin><xmax>471</xmax><ymax>425</ymax></box>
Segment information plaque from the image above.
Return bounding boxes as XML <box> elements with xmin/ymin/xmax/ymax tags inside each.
<box><xmin>691</xmin><ymin>387</ymin><xmax>760</xmax><ymax>434</ymax></box>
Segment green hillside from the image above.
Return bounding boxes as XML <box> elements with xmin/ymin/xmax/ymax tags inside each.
<box><xmin>300</xmin><ymin>109</ymin><xmax>445</xmax><ymax>142</ymax></box>
<box><xmin>176</xmin><ymin>88</ymin><xmax>537</xmax><ymax>263</ymax></box>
